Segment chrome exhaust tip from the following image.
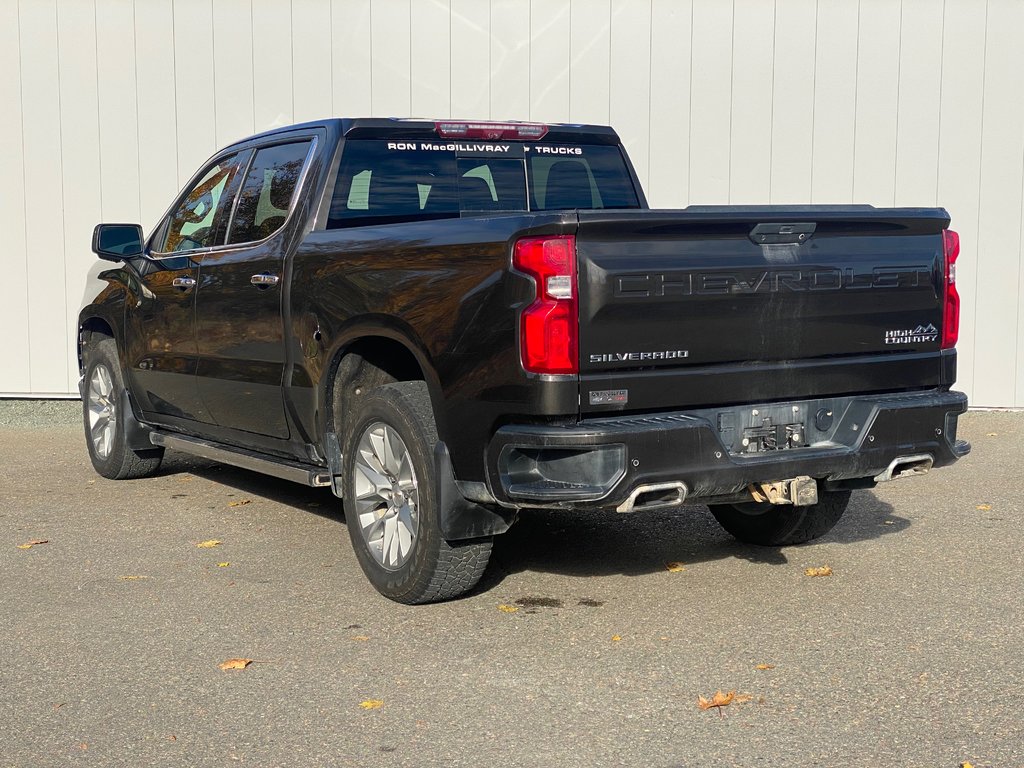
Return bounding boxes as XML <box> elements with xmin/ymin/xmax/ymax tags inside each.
<box><xmin>616</xmin><ymin>481</ymin><xmax>688</xmax><ymax>513</ymax></box>
<box><xmin>874</xmin><ymin>454</ymin><xmax>934</xmax><ymax>483</ymax></box>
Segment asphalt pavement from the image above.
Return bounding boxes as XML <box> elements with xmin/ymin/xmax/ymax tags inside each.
<box><xmin>1</xmin><ymin>401</ymin><xmax>1021</xmax><ymax>767</ymax></box>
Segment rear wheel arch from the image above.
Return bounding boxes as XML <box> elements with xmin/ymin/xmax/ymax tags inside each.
<box><xmin>323</xmin><ymin>334</ymin><xmax>445</xmax><ymax>445</ymax></box>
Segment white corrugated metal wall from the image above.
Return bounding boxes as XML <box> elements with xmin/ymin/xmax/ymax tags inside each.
<box><xmin>2</xmin><ymin>0</ymin><xmax>1022</xmax><ymax>406</ymax></box>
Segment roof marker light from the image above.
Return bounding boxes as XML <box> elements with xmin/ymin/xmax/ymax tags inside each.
<box><xmin>434</xmin><ymin>121</ymin><xmax>549</xmax><ymax>141</ymax></box>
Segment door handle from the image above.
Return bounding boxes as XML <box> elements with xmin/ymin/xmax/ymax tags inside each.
<box><xmin>172</xmin><ymin>276</ymin><xmax>196</xmax><ymax>290</ymax></box>
<box><xmin>250</xmin><ymin>273</ymin><xmax>280</xmax><ymax>288</ymax></box>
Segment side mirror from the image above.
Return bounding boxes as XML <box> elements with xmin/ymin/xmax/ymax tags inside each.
<box><xmin>92</xmin><ymin>223</ymin><xmax>144</xmax><ymax>261</ymax></box>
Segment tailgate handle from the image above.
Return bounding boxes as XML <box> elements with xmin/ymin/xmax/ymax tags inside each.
<box><xmin>750</xmin><ymin>222</ymin><xmax>816</xmax><ymax>245</ymax></box>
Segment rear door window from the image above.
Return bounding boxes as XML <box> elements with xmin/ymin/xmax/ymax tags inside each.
<box><xmin>227</xmin><ymin>141</ymin><xmax>312</xmax><ymax>245</ymax></box>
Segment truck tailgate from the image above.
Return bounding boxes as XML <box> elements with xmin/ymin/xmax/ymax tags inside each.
<box><xmin>576</xmin><ymin>206</ymin><xmax>953</xmax><ymax>414</ymax></box>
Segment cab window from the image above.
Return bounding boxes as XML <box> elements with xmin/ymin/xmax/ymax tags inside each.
<box><xmin>161</xmin><ymin>153</ymin><xmax>246</xmax><ymax>253</ymax></box>
<box><xmin>227</xmin><ymin>141</ymin><xmax>312</xmax><ymax>244</ymax></box>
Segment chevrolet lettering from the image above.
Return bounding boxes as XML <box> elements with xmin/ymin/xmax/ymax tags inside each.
<box><xmin>615</xmin><ymin>266</ymin><xmax>932</xmax><ymax>298</ymax></box>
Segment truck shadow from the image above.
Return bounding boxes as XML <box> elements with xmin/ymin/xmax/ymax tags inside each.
<box><xmin>169</xmin><ymin>455</ymin><xmax>906</xmax><ymax>596</ymax></box>
<box><xmin>159</xmin><ymin>453</ymin><xmax>338</xmax><ymax>512</ymax></box>
<box><xmin>479</xmin><ymin>490</ymin><xmax>906</xmax><ymax>592</ymax></box>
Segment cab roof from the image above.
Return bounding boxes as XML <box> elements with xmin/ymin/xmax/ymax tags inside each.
<box><xmin>240</xmin><ymin>118</ymin><xmax>621</xmax><ymax>147</ymax></box>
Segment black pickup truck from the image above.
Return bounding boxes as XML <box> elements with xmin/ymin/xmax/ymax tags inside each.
<box><xmin>80</xmin><ymin>118</ymin><xmax>969</xmax><ymax>603</ymax></box>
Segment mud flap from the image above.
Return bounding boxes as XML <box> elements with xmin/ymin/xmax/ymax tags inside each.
<box><xmin>325</xmin><ymin>432</ymin><xmax>344</xmax><ymax>498</ymax></box>
<box><xmin>120</xmin><ymin>389</ymin><xmax>158</xmax><ymax>453</ymax></box>
<box><xmin>434</xmin><ymin>442</ymin><xmax>515</xmax><ymax>541</ymax></box>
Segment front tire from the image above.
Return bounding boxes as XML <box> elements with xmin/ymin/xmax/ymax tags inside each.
<box><xmin>709</xmin><ymin>490</ymin><xmax>852</xmax><ymax>546</ymax></box>
<box><xmin>82</xmin><ymin>336</ymin><xmax>164</xmax><ymax>480</ymax></box>
<box><xmin>341</xmin><ymin>381</ymin><xmax>492</xmax><ymax>604</ymax></box>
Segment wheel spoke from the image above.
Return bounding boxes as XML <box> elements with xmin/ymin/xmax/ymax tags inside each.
<box><xmin>358</xmin><ymin>510</ymin><xmax>386</xmax><ymax>541</ymax></box>
<box><xmin>380</xmin><ymin>516</ymin><xmax>397</xmax><ymax>567</ymax></box>
<box><xmin>88</xmin><ymin>403</ymin><xmax>105</xmax><ymax>430</ymax></box>
<box><xmin>354</xmin><ymin>453</ymin><xmax>391</xmax><ymax>495</ymax></box>
<box><xmin>397</xmin><ymin>451</ymin><xmax>416</xmax><ymax>491</ymax></box>
<box><xmin>396</xmin><ymin>507</ymin><xmax>414</xmax><ymax>555</ymax></box>
<box><xmin>90</xmin><ymin>412</ymin><xmax>109</xmax><ymax>436</ymax></box>
<box><xmin>367</xmin><ymin>429</ymin><xmax>389</xmax><ymax>474</ymax></box>
<box><xmin>381</xmin><ymin>426</ymin><xmax>400</xmax><ymax>476</ymax></box>
<box><xmin>397</xmin><ymin>501</ymin><xmax>417</xmax><ymax>538</ymax></box>
<box><xmin>96</xmin><ymin>366</ymin><xmax>112</xmax><ymax>397</ymax></box>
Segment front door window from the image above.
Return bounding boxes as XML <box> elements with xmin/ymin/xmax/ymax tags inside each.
<box><xmin>161</xmin><ymin>154</ymin><xmax>246</xmax><ymax>253</ymax></box>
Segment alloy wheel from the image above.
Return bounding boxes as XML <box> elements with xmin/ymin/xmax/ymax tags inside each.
<box><xmin>87</xmin><ymin>364</ymin><xmax>117</xmax><ymax>459</ymax></box>
<box><xmin>352</xmin><ymin>422</ymin><xmax>420</xmax><ymax>571</ymax></box>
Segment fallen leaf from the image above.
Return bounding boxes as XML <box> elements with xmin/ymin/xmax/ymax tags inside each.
<box><xmin>216</xmin><ymin>562</ymin><xmax>230</xmax><ymax>568</ymax></box>
<box><xmin>665</xmin><ymin>561</ymin><xmax>686</xmax><ymax>573</ymax></box>
<box><xmin>196</xmin><ymin>540</ymin><xmax>221</xmax><ymax>548</ymax></box>
<box><xmin>976</xmin><ymin>504</ymin><xmax>991</xmax><ymax>511</ymax></box>
<box><xmin>359</xmin><ymin>699</ymin><xmax>383</xmax><ymax>710</ymax></box>
<box><xmin>352</xmin><ymin>635</ymin><xmax>370</xmax><ymax>642</ymax></box>
<box><xmin>697</xmin><ymin>690</ymin><xmax>736</xmax><ymax>716</ymax></box>
<box><xmin>611</xmin><ymin>635</ymin><xmax>622</xmax><ymax>642</ymax></box>
<box><xmin>53</xmin><ymin>702</ymin><xmax>65</xmax><ymax>711</ymax></box>
<box><xmin>168</xmin><ymin>734</ymin><xmax>177</xmax><ymax>742</ymax></box>
<box><xmin>80</xmin><ymin>743</ymin><xmax>88</xmax><ymax>751</ymax></box>
<box><xmin>804</xmin><ymin>565</ymin><xmax>833</xmax><ymax>577</ymax></box>
<box><xmin>497</xmin><ymin>604</ymin><xmax>519</xmax><ymax>613</ymax></box>
<box><xmin>961</xmin><ymin>763</ymin><xmax>974</xmax><ymax>768</ymax></box>
<box><xmin>227</xmin><ymin>499</ymin><xmax>252</xmax><ymax>507</ymax></box>
<box><xmin>755</xmin><ymin>663</ymin><xmax>775</xmax><ymax>670</ymax></box>
<box><xmin>16</xmin><ymin>539</ymin><xmax>49</xmax><ymax>550</ymax></box>
<box><xmin>218</xmin><ymin>658</ymin><xmax>253</xmax><ymax>671</ymax></box>
<box><xmin>120</xmin><ymin>575</ymin><xmax>147</xmax><ymax>581</ymax></box>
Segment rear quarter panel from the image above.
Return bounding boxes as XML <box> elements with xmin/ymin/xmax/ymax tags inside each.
<box><xmin>288</xmin><ymin>213</ymin><xmax>578</xmax><ymax>480</ymax></box>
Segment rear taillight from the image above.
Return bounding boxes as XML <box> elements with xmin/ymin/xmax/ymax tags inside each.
<box><xmin>513</xmin><ymin>235</ymin><xmax>578</xmax><ymax>375</ymax></box>
<box><xmin>941</xmin><ymin>229</ymin><xmax>960</xmax><ymax>349</ymax></box>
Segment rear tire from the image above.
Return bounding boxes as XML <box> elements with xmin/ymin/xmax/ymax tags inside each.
<box><xmin>81</xmin><ymin>336</ymin><xmax>164</xmax><ymax>480</ymax></box>
<box><xmin>341</xmin><ymin>381</ymin><xmax>492</xmax><ymax>604</ymax></box>
<box><xmin>708</xmin><ymin>490</ymin><xmax>852</xmax><ymax>546</ymax></box>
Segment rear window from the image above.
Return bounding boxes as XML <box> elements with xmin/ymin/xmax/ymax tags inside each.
<box><xmin>327</xmin><ymin>141</ymin><xmax>639</xmax><ymax>229</ymax></box>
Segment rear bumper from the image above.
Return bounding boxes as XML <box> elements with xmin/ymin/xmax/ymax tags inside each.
<box><xmin>485</xmin><ymin>389</ymin><xmax>970</xmax><ymax>510</ymax></box>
